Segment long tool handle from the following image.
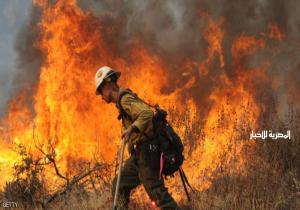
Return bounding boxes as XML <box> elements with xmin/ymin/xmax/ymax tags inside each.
<box><xmin>113</xmin><ymin>139</ymin><xmax>126</xmax><ymax>210</ymax></box>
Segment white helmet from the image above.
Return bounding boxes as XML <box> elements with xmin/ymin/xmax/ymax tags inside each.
<box><xmin>95</xmin><ymin>66</ymin><xmax>121</xmax><ymax>95</ymax></box>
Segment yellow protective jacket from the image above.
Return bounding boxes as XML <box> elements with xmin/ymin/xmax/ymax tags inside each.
<box><xmin>116</xmin><ymin>88</ymin><xmax>154</xmax><ymax>153</ymax></box>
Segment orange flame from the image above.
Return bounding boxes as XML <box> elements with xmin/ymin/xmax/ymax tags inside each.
<box><xmin>0</xmin><ymin>0</ymin><xmax>284</xmax><ymax>200</ymax></box>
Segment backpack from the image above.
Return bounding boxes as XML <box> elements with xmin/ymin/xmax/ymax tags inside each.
<box><xmin>117</xmin><ymin>89</ymin><xmax>184</xmax><ymax>177</ymax></box>
<box><xmin>151</xmin><ymin>107</ymin><xmax>184</xmax><ymax>176</ymax></box>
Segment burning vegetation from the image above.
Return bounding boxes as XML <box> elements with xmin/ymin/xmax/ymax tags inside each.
<box><xmin>0</xmin><ymin>0</ymin><xmax>300</xmax><ymax>209</ymax></box>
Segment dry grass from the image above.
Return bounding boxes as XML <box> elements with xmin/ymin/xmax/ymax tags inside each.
<box><xmin>2</xmin><ymin>105</ymin><xmax>300</xmax><ymax>210</ymax></box>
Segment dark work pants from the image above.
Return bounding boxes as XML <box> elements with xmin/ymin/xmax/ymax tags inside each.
<box><xmin>112</xmin><ymin>142</ymin><xmax>179</xmax><ymax>210</ymax></box>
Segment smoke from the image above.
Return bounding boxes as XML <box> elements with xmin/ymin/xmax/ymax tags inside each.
<box><xmin>78</xmin><ymin>0</ymin><xmax>205</xmax><ymax>61</ymax></box>
<box><xmin>0</xmin><ymin>3</ymin><xmax>42</xmax><ymax>117</ymax></box>
<box><xmin>0</xmin><ymin>1</ymin><xmax>32</xmax><ymax>117</ymax></box>
<box><xmin>11</xmin><ymin>5</ymin><xmax>43</xmax><ymax>113</ymax></box>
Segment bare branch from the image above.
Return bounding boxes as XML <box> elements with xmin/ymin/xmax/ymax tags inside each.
<box><xmin>46</xmin><ymin>163</ymin><xmax>108</xmax><ymax>204</ymax></box>
<box><xmin>34</xmin><ymin>141</ymin><xmax>69</xmax><ymax>183</ymax></box>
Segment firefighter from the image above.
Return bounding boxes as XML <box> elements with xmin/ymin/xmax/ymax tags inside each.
<box><xmin>95</xmin><ymin>66</ymin><xmax>179</xmax><ymax>210</ymax></box>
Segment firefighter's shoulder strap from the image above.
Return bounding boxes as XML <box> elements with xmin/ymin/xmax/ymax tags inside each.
<box><xmin>116</xmin><ymin>88</ymin><xmax>151</xmax><ymax>140</ymax></box>
<box><xmin>117</xmin><ymin>88</ymin><xmax>156</xmax><ymax>121</ymax></box>
<box><xmin>116</xmin><ymin>88</ymin><xmax>138</xmax><ymax>121</ymax></box>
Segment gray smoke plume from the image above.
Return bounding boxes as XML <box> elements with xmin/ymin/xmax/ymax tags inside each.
<box><xmin>0</xmin><ymin>3</ymin><xmax>42</xmax><ymax>117</ymax></box>
<box><xmin>11</xmin><ymin>5</ymin><xmax>43</xmax><ymax>113</ymax></box>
